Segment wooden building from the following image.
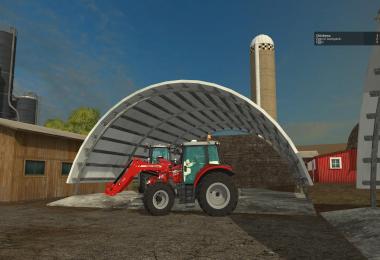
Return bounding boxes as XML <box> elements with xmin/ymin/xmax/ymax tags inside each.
<box><xmin>0</xmin><ymin>118</ymin><xmax>104</xmax><ymax>202</ymax></box>
<box><xmin>308</xmin><ymin>149</ymin><xmax>357</xmax><ymax>184</ymax></box>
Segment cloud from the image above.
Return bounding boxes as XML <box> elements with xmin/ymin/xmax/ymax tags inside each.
<box><xmin>283</xmin><ymin>120</ymin><xmax>357</xmax><ymax>146</ymax></box>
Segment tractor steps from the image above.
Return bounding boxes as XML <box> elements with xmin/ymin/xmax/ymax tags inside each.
<box><xmin>179</xmin><ymin>184</ymin><xmax>195</xmax><ymax>204</ymax></box>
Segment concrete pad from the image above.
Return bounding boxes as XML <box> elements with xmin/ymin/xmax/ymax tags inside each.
<box><xmin>236</xmin><ymin>189</ymin><xmax>315</xmax><ymax>215</ymax></box>
<box><xmin>47</xmin><ymin>191</ymin><xmax>141</xmax><ymax>209</ymax></box>
<box><xmin>48</xmin><ymin>188</ymin><xmax>316</xmax><ymax>216</ymax></box>
<box><xmin>322</xmin><ymin>208</ymin><xmax>380</xmax><ymax>260</ymax></box>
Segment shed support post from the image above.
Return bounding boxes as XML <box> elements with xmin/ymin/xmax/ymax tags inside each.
<box><xmin>295</xmin><ymin>178</ymin><xmax>307</xmax><ymax>199</ymax></box>
<box><xmin>74</xmin><ymin>181</ymin><xmax>81</xmax><ymax>195</ymax></box>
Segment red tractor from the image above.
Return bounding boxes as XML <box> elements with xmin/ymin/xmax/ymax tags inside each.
<box><xmin>105</xmin><ymin>140</ymin><xmax>238</xmax><ymax>216</ymax></box>
<box><xmin>138</xmin><ymin>144</ymin><xmax>174</xmax><ymax>194</ymax></box>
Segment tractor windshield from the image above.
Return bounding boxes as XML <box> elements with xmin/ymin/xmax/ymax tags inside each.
<box><xmin>208</xmin><ymin>145</ymin><xmax>220</xmax><ymax>164</ymax></box>
<box><xmin>151</xmin><ymin>147</ymin><xmax>170</xmax><ymax>163</ymax></box>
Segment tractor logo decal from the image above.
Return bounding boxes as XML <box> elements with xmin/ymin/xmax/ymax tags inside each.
<box><xmin>183</xmin><ymin>159</ymin><xmax>195</xmax><ymax>181</ymax></box>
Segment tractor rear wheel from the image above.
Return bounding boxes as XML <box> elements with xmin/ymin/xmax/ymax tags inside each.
<box><xmin>197</xmin><ymin>173</ymin><xmax>238</xmax><ymax>216</ymax></box>
<box><xmin>143</xmin><ymin>183</ymin><xmax>175</xmax><ymax>216</ymax></box>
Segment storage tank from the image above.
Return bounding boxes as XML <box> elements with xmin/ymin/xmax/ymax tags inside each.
<box><xmin>250</xmin><ymin>34</ymin><xmax>277</xmax><ymax>120</ymax></box>
<box><xmin>0</xmin><ymin>27</ymin><xmax>18</xmax><ymax>120</ymax></box>
<box><xmin>16</xmin><ymin>94</ymin><xmax>38</xmax><ymax>124</ymax></box>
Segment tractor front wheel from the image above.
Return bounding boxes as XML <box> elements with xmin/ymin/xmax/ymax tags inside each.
<box><xmin>197</xmin><ymin>173</ymin><xmax>238</xmax><ymax>216</ymax></box>
<box><xmin>143</xmin><ymin>183</ymin><xmax>175</xmax><ymax>216</ymax></box>
<box><xmin>138</xmin><ymin>172</ymin><xmax>150</xmax><ymax>193</ymax></box>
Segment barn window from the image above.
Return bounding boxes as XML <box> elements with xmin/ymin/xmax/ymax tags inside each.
<box><xmin>61</xmin><ymin>162</ymin><xmax>72</xmax><ymax>176</ymax></box>
<box><xmin>25</xmin><ymin>160</ymin><xmax>45</xmax><ymax>176</ymax></box>
<box><xmin>330</xmin><ymin>157</ymin><xmax>342</xmax><ymax>169</ymax></box>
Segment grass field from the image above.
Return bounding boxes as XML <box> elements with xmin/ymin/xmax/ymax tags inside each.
<box><xmin>308</xmin><ymin>183</ymin><xmax>380</xmax><ymax>212</ymax></box>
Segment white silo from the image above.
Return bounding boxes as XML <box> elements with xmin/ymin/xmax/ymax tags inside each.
<box><xmin>250</xmin><ymin>34</ymin><xmax>277</xmax><ymax>120</ymax></box>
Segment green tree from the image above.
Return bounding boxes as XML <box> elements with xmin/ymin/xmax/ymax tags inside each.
<box><xmin>44</xmin><ymin>118</ymin><xmax>66</xmax><ymax>131</ymax></box>
<box><xmin>66</xmin><ymin>107</ymin><xmax>100</xmax><ymax>135</ymax></box>
<box><xmin>44</xmin><ymin>107</ymin><xmax>100</xmax><ymax>135</ymax></box>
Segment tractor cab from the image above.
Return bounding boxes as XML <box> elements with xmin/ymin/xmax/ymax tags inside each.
<box><xmin>139</xmin><ymin>144</ymin><xmax>172</xmax><ymax>193</ymax></box>
<box><xmin>147</xmin><ymin>144</ymin><xmax>171</xmax><ymax>163</ymax></box>
<box><xmin>182</xmin><ymin>140</ymin><xmax>221</xmax><ymax>184</ymax></box>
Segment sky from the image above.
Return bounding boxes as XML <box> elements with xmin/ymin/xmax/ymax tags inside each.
<box><xmin>0</xmin><ymin>0</ymin><xmax>379</xmax><ymax>145</ymax></box>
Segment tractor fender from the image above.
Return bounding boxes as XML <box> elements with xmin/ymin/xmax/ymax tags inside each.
<box><xmin>146</xmin><ymin>172</ymin><xmax>169</xmax><ymax>186</ymax></box>
<box><xmin>193</xmin><ymin>164</ymin><xmax>234</xmax><ymax>188</ymax></box>
<box><xmin>146</xmin><ymin>176</ymin><xmax>176</xmax><ymax>193</ymax></box>
<box><xmin>146</xmin><ymin>175</ymin><xmax>158</xmax><ymax>186</ymax></box>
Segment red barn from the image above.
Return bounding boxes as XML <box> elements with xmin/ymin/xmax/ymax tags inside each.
<box><xmin>308</xmin><ymin>149</ymin><xmax>357</xmax><ymax>184</ymax></box>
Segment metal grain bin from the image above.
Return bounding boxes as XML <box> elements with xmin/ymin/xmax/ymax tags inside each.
<box><xmin>16</xmin><ymin>94</ymin><xmax>38</xmax><ymax>124</ymax></box>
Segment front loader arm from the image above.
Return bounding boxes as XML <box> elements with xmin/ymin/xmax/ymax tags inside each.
<box><xmin>104</xmin><ymin>158</ymin><xmax>168</xmax><ymax>196</ymax></box>
<box><xmin>105</xmin><ymin>159</ymin><xmax>144</xmax><ymax>196</ymax></box>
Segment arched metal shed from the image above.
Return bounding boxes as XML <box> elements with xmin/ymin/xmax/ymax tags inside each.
<box><xmin>67</xmin><ymin>80</ymin><xmax>312</xmax><ymax>186</ymax></box>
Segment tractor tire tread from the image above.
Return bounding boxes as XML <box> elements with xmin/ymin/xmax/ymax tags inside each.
<box><xmin>197</xmin><ymin>173</ymin><xmax>238</xmax><ymax>216</ymax></box>
<box><xmin>143</xmin><ymin>183</ymin><xmax>175</xmax><ymax>216</ymax></box>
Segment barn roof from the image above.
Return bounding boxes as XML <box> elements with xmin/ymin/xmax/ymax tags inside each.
<box><xmin>0</xmin><ymin>117</ymin><xmax>85</xmax><ymax>141</ymax></box>
<box><xmin>313</xmin><ymin>148</ymin><xmax>357</xmax><ymax>159</ymax></box>
<box><xmin>67</xmin><ymin>80</ymin><xmax>312</xmax><ymax>185</ymax></box>
<box><xmin>297</xmin><ymin>143</ymin><xmax>347</xmax><ymax>156</ymax></box>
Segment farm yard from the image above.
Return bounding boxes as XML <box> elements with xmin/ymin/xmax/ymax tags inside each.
<box><xmin>0</xmin><ymin>1</ymin><xmax>379</xmax><ymax>260</ymax></box>
<box><xmin>309</xmin><ymin>184</ymin><xmax>380</xmax><ymax>212</ymax></box>
<box><xmin>0</xmin><ymin>184</ymin><xmax>373</xmax><ymax>259</ymax></box>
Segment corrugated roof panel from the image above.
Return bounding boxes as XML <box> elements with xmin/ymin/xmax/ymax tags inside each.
<box><xmin>95</xmin><ymin>139</ymin><xmax>135</xmax><ymax>154</ymax></box>
<box><xmin>126</xmin><ymin>108</ymin><xmax>162</xmax><ymax>125</ymax></box>
<box><xmin>86</xmin><ymin>152</ymin><xmax>129</xmax><ymax>165</ymax></box>
<box><xmin>137</xmin><ymin>102</ymin><xmax>171</xmax><ymax>119</ymax></box>
<box><xmin>113</xmin><ymin>118</ymin><xmax>151</xmax><ymax>136</ymax></box>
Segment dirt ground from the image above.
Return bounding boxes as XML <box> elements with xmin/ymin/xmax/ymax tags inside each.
<box><xmin>309</xmin><ymin>184</ymin><xmax>380</xmax><ymax>212</ymax></box>
<box><xmin>0</xmin><ymin>199</ymin><xmax>365</xmax><ymax>260</ymax></box>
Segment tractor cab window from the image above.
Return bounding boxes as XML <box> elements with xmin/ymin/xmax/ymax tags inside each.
<box><xmin>151</xmin><ymin>147</ymin><xmax>170</xmax><ymax>163</ymax></box>
<box><xmin>208</xmin><ymin>145</ymin><xmax>220</xmax><ymax>164</ymax></box>
<box><xmin>182</xmin><ymin>146</ymin><xmax>207</xmax><ymax>184</ymax></box>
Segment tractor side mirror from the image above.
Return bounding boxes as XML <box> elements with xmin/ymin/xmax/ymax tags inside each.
<box><xmin>172</xmin><ymin>146</ymin><xmax>181</xmax><ymax>155</ymax></box>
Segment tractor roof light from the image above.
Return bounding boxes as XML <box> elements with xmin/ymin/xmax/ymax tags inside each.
<box><xmin>183</xmin><ymin>140</ymin><xmax>219</xmax><ymax>146</ymax></box>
